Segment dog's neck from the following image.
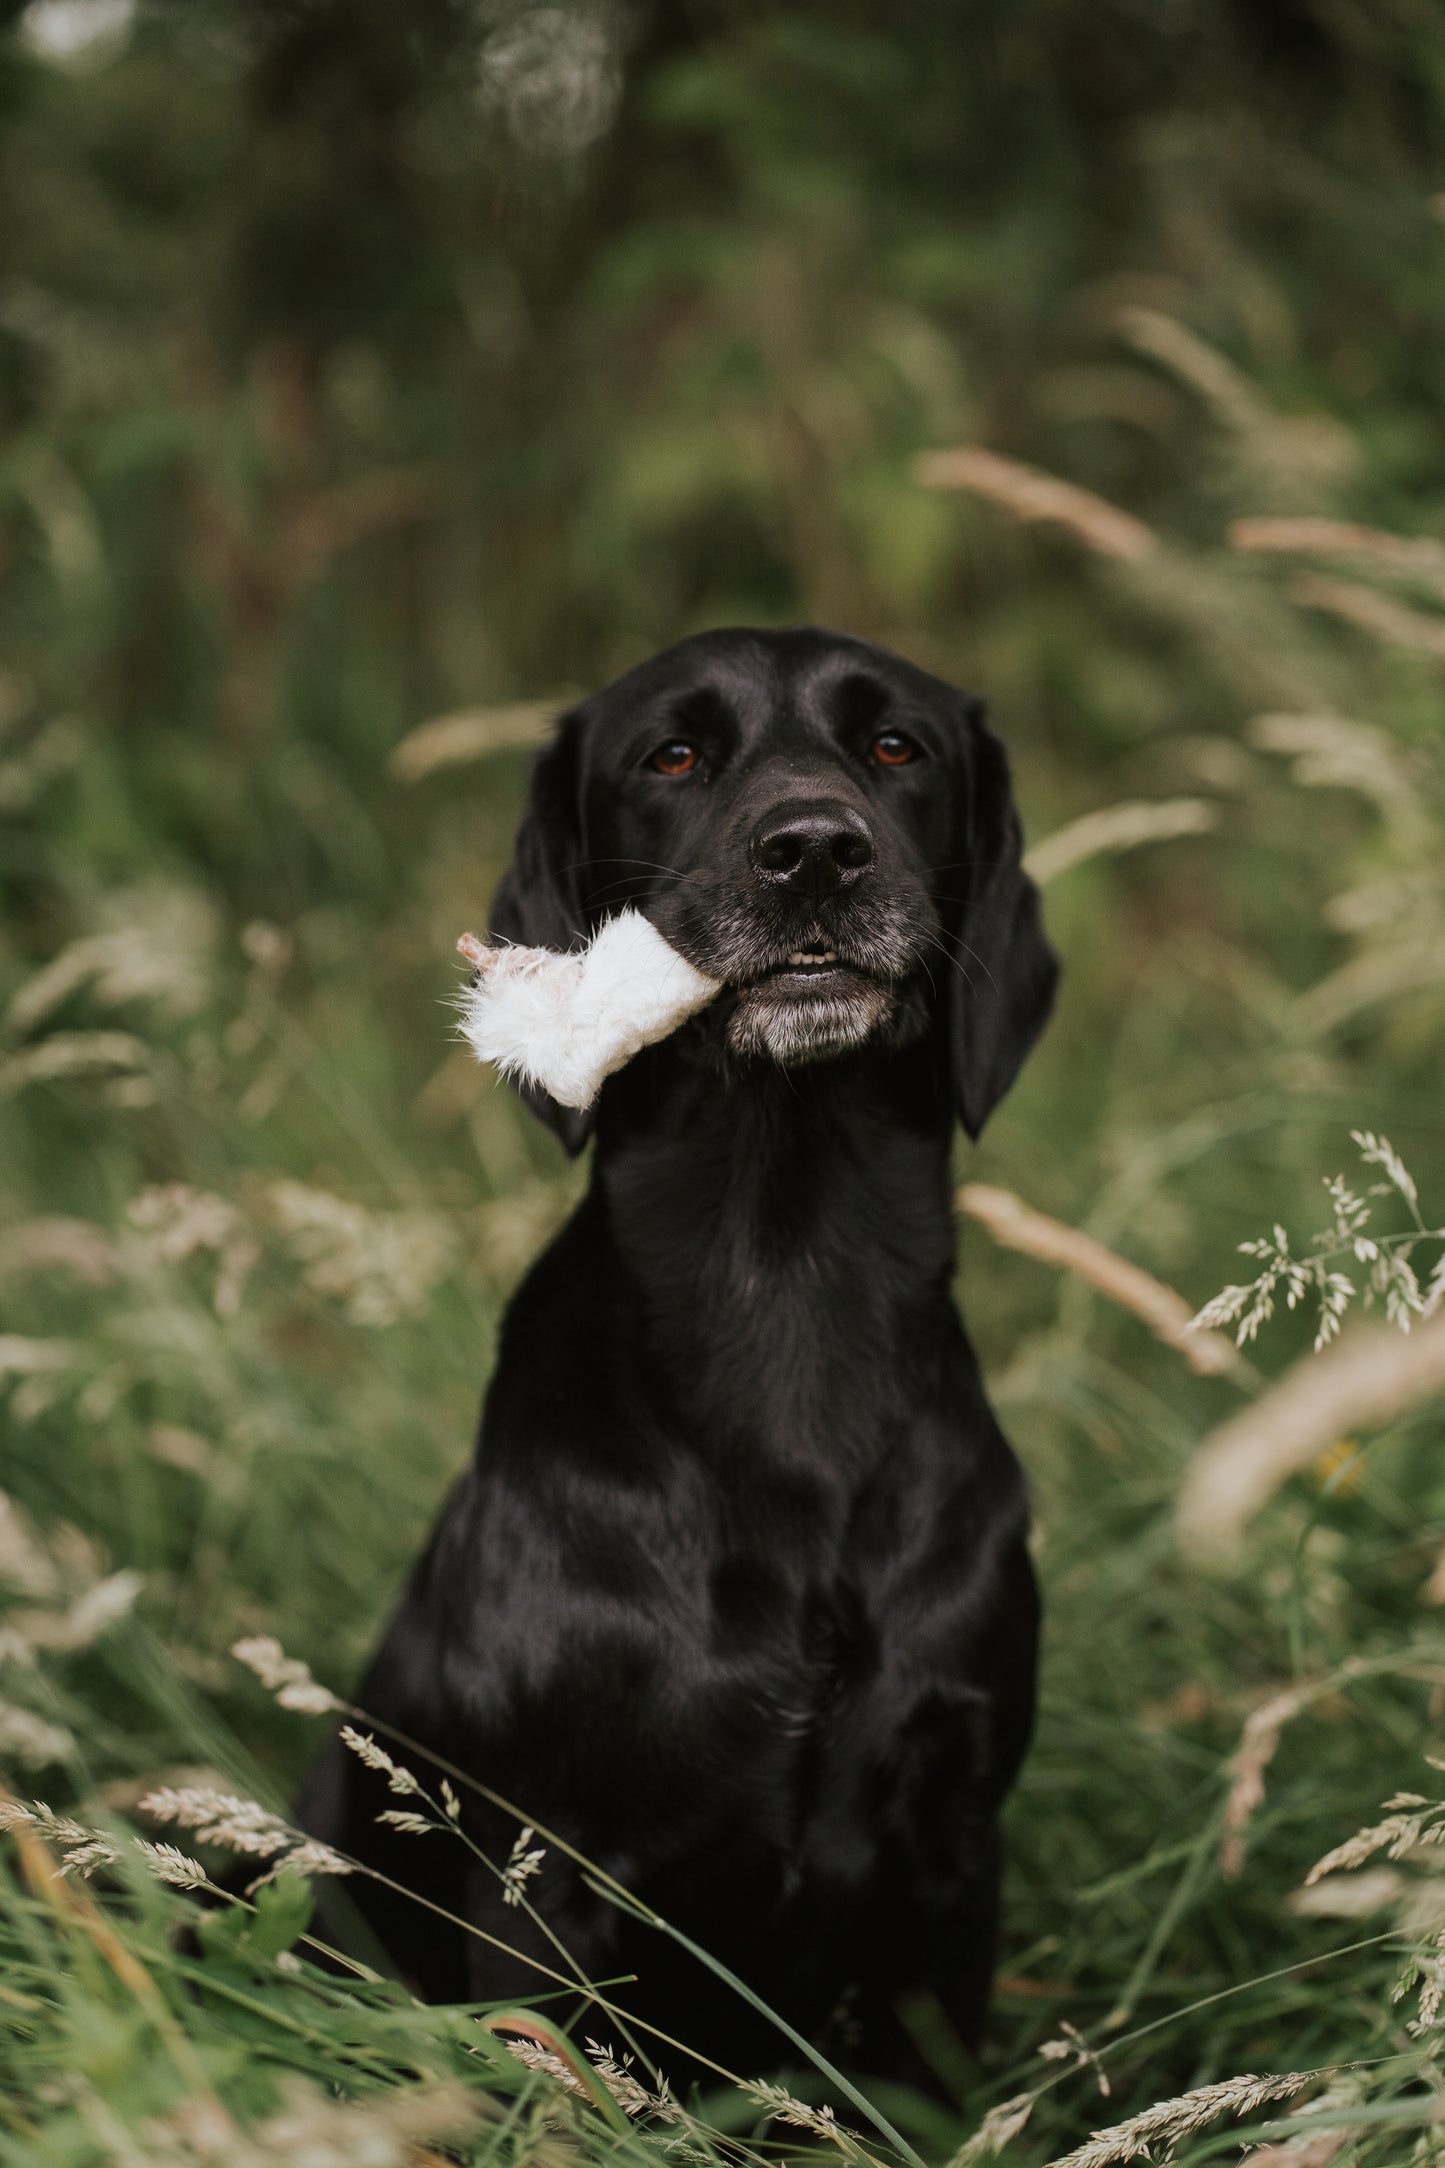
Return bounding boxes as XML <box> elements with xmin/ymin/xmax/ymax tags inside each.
<box><xmin>588</xmin><ymin>1038</ymin><xmax>961</xmax><ymax>1474</ymax></box>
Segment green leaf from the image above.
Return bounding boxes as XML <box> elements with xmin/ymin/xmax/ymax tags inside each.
<box><xmin>243</xmin><ymin>1873</ymin><xmax>314</xmax><ymax>1963</ymax></box>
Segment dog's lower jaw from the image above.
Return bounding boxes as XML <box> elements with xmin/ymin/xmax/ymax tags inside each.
<box><xmin>725</xmin><ymin>974</ymin><xmax>898</xmax><ymax>1064</ymax></box>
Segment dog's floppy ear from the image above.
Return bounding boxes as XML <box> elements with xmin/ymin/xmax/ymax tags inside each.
<box><xmin>487</xmin><ymin>713</ymin><xmax>594</xmax><ymax>1156</ymax></box>
<box><xmin>946</xmin><ymin>702</ymin><xmax>1058</xmax><ymax>1140</ymax></box>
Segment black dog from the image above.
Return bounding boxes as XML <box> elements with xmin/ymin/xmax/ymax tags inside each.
<box><xmin>301</xmin><ymin>627</ymin><xmax>1057</xmax><ymax>2087</ymax></box>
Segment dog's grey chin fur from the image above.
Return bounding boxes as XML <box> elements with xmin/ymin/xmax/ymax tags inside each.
<box><xmin>726</xmin><ymin>977</ymin><xmax>898</xmax><ymax>1064</ymax></box>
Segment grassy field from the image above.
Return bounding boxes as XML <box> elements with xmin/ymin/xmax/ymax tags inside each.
<box><xmin>5</xmin><ymin>5</ymin><xmax>1445</xmax><ymax>2163</ymax></box>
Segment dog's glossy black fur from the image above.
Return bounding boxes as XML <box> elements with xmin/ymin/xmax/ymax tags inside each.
<box><xmin>301</xmin><ymin>627</ymin><xmax>1057</xmax><ymax>2086</ymax></box>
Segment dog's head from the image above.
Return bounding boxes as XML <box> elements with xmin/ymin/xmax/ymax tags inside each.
<box><xmin>490</xmin><ymin>628</ymin><xmax>1057</xmax><ymax>1151</ymax></box>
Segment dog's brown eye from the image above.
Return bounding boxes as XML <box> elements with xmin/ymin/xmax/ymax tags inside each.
<box><xmin>869</xmin><ymin>731</ymin><xmax>918</xmax><ymax>767</ymax></box>
<box><xmin>649</xmin><ymin>741</ymin><xmax>699</xmax><ymax>776</ymax></box>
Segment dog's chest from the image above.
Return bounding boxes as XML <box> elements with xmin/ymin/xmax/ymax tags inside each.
<box><xmin>696</xmin><ymin>1471</ymin><xmax>905</xmax><ymax>1803</ymax></box>
<box><xmin>611</xmin><ymin>1113</ymin><xmax>954</xmax><ymax>1459</ymax></box>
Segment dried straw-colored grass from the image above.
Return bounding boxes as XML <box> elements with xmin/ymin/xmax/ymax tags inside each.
<box><xmin>1178</xmin><ymin>1312</ymin><xmax>1445</xmax><ymax>1561</ymax></box>
<box><xmin>1244</xmin><ymin>2136</ymin><xmax>1349</xmax><ymax>2168</ymax></box>
<box><xmin>1023</xmin><ymin>798</ymin><xmax>1216</xmax><ymax>887</ymax></box>
<box><xmin>1230</xmin><ymin>515</ymin><xmax>1445</xmax><ymax>575</ymax></box>
<box><xmin>1216</xmin><ymin>1656</ymin><xmax>1389</xmax><ymax>1879</ymax></box>
<box><xmin>1116</xmin><ymin>310</ymin><xmax>1355</xmax><ymax>482</ymax></box>
<box><xmin>0</xmin><ymin>1217</ymin><xmax>116</xmax><ymax>1286</ymax></box>
<box><xmin>0</xmin><ymin>1031</ymin><xmax>151</xmax><ymax>1096</ymax></box>
<box><xmin>232</xmin><ymin>1635</ymin><xmax>337</xmax><ymax>1715</ymax></box>
<box><xmin>957</xmin><ymin>1184</ymin><xmax>1241</xmax><ymax>1378</ymax></box>
<box><xmin>913</xmin><ymin>447</ymin><xmax>1156</xmax><ymax>560</ymax></box>
<box><xmin>388</xmin><ymin>697</ymin><xmax>574</xmax><ymax>782</ymax></box>
<box><xmin>1041</xmin><ymin>2068</ymin><xmax>1319</xmax><ymax>2168</ymax></box>
<box><xmin>1115</xmin><ymin>308</ymin><xmax>1266</xmax><ymax>435</ymax></box>
<box><xmin>1219</xmin><ymin>1685</ymin><xmax>1313</xmax><ymax>1880</ymax></box>
<box><xmin>1290</xmin><ymin>573</ymin><xmax>1445</xmax><ymax>660</ymax></box>
<box><xmin>1292</xmin><ymin>940</ymin><xmax>1445</xmax><ymax>1037</ymax></box>
<box><xmin>1247</xmin><ymin>710</ymin><xmax>1420</xmax><ymax>813</ymax></box>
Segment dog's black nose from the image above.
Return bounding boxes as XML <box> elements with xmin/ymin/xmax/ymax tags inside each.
<box><xmin>749</xmin><ymin>801</ymin><xmax>876</xmax><ymax>897</ymax></box>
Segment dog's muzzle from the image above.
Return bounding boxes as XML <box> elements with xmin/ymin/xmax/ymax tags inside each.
<box><xmin>722</xmin><ymin>796</ymin><xmax>906</xmax><ymax>1064</ymax></box>
<box><xmin>660</xmin><ymin>794</ymin><xmax>934</xmax><ymax>1067</ymax></box>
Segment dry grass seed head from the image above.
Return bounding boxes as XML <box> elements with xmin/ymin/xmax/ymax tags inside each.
<box><xmin>1229</xmin><ymin>514</ymin><xmax>1445</xmax><ymax>575</ymax></box>
<box><xmin>502</xmin><ymin>1824</ymin><xmax>546</xmax><ymax>1906</ymax></box>
<box><xmin>948</xmin><ymin>2096</ymin><xmax>1035</xmax><ymax>2167</ymax></box>
<box><xmin>22</xmin><ymin>1570</ymin><xmax>144</xmax><ymax>1654</ymax></box>
<box><xmin>134</xmin><ymin>1839</ymin><xmax>211</xmax><ymax>1889</ymax></box>
<box><xmin>1290</xmin><ymin>572</ymin><xmax>1445</xmax><ymax>659</ymax></box>
<box><xmin>338</xmin><ymin>1725</ymin><xmax>420</xmax><ymax>1795</ymax></box>
<box><xmin>263</xmin><ymin>1179</ymin><xmax>457</xmax><ymax>1328</ymax></box>
<box><xmin>1037</xmin><ymin>2020</ymin><xmax>1111</xmax><ymax>2097</ymax></box>
<box><xmin>1248</xmin><ymin>712</ymin><xmax>1421</xmax><ymax>819</ymax></box>
<box><xmin>0</xmin><ymin>1031</ymin><xmax>152</xmax><ymax>1098</ymax></box>
<box><xmin>230</xmin><ymin>1633</ymin><xmax>337</xmax><ymax>1714</ymax></box>
<box><xmin>0</xmin><ymin>1490</ymin><xmax>60</xmax><ymax>1597</ymax></box>
<box><xmin>0</xmin><ymin>1698</ymin><xmax>74</xmax><ymax>1764</ymax></box>
<box><xmin>0</xmin><ymin>1798</ymin><xmax>90</xmax><ymax>1844</ymax></box>
<box><xmin>127</xmin><ymin>1183</ymin><xmax>236</xmax><ymax>1261</ymax></box>
<box><xmin>246</xmin><ymin>1838</ymin><xmax>352</xmax><ymax>1892</ymax></box>
<box><xmin>1023</xmin><ymin>798</ymin><xmax>1216</xmax><ymax>888</ymax></box>
<box><xmin>5</xmin><ymin>883</ymin><xmax>216</xmax><ymax>1037</ymax></box>
<box><xmin>1220</xmin><ymin>1687</ymin><xmax>1307</xmax><ymax>1878</ymax></box>
<box><xmin>584</xmin><ymin>2041</ymin><xmax>682</xmax><ymax>2123</ymax></box>
<box><xmin>503</xmin><ymin>2039</ymin><xmax>591</xmax><ymax>2102</ymax></box>
<box><xmin>1287</xmin><ymin>1867</ymin><xmax>1407</xmax><ymax>1920</ymax></box>
<box><xmin>742</xmin><ymin>2081</ymin><xmax>852</xmax><ymax>2150</ymax></box>
<box><xmin>140</xmin><ymin>2075</ymin><xmax>478</xmax><ymax>2168</ymax></box>
<box><xmin>389</xmin><ymin>697</ymin><xmax>565</xmax><ymax>781</ymax></box>
<box><xmin>137</xmin><ymin>1785</ymin><xmax>293</xmax><ymax>1857</ymax></box>
<box><xmin>0</xmin><ymin>1216</ymin><xmax>117</xmax><ymax>1288</ymax></box>
<box><xmin>913</xmin><ymin>446</ymin><xmax>1157</xmax><ymax>559</ymax></box>
<box><xmin>1304</xmin><ymin>1802</ymin><xmax>1445</xmax><ymax>1885</ymax></box>
<box><xmin>0</xmin><ymin>1800</ymin><xmax>136</xmax><ymax>1881</ymax></box>
<box><xmin>1042</xmin><ymin>2070</ymin><xmax>1320</xmax><ymax>2168</ymax></box>
<box><xmin>53</xmin><ymin>1837</ymin><xmax>124</xmax><ymax>1878</ymax></box>
<box><xmin>377</xmin><ymin>1808</ymin><xmax>434</xmax><ymax>1835</ymax></box>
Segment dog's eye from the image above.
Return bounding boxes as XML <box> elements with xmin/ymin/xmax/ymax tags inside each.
<box><xmin>648</xmin><ymin>741</ymin><xmax>700</xmax><ymax>776</ymax></box>
<box><xmin>869</xmin><ymin>731</ymin><xmax>918</xmax><ymax>767</ymax></box>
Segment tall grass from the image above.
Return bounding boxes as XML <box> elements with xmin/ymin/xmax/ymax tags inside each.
<box><xmin>5</xmin><ymin>6</ymin><xmax>1445</xmax><ymax>2158</ymax></box>
<box><xmin>5</xmin><ymin>358</ymin><xmax>1445</xmax><ymax>2162</ymax></box>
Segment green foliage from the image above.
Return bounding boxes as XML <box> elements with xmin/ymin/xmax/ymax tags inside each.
<box><xmin>4</xmin><ymin>1</ymin><xmax>1445</xmax><ymax>2162</ymax></box>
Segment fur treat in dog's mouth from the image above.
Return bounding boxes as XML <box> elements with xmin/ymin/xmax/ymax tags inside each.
<box><xmin>456</xmin><ymin>909</ymin><xmax>720</xmax><ymax>1111</ymax></box>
